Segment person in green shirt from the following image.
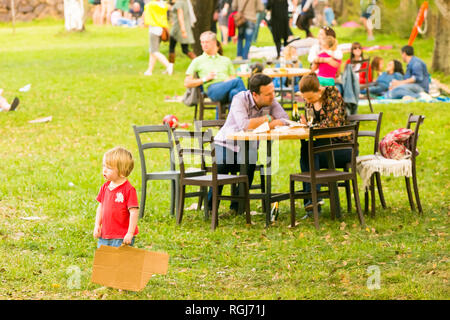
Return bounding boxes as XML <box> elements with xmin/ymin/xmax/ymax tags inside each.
<box><xmin>184</xmin><ymin>31</ymin><xmax>246</xmax><ymax>110</ymax></box>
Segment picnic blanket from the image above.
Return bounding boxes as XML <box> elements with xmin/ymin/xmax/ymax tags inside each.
<box><xmin>356</xmin><ymin>154</ymin><xmax>412</xmax><ymax>190</ymax></box>
<box><xmin>358</xmin><ymin>95</ymin><xmax>450</xmax><ymax>106</ymax></box>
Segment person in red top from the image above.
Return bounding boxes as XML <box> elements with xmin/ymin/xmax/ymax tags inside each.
<box><xmin>345</xmin><ymin>42</ymin><xmax>372</xmax><ymax>85</ymax></box>
<box><xmin>93</xmin><ymin>147</ymin><xmax>139</xmax><ymax>248</ymax></box>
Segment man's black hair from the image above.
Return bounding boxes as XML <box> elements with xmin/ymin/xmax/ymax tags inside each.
<box><xmin>401</xmin><ymin>45</ymin><xmax>414</xmax><ymax>56</ymax></box>
<box><xmin>249</xmin><ymin>73</ymin><xmax>272</xmax><ymax>94</ymax></box>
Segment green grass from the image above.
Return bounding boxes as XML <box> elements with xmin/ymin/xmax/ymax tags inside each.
<box><xmin>0</xmin><ymin>21</ymin><xmax>448</xmax><ymax>300</ymax></box>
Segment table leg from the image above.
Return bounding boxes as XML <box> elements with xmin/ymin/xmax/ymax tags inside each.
<box><xmin>265</xmin><ymin>140</ymin><xmax>272</xmax><ymax>227</ymax></box>
<box><xmin>238</xmin><ymin>140</ymin><xmax>250</xmax><ymax>215</ymax></box>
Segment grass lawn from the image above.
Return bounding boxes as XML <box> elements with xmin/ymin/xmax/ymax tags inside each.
<box><xmin>0</xmin><ymin>20</ymin><xmax>448</xmax><ymax>300</ymax></box>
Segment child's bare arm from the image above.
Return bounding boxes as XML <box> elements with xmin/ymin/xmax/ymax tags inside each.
<box><xmin>93</xmin><ymin>204</ymin><xmax>102</xmax><ymax>238</ymax></box>
<box><xmin>123</xmin><ymin>208</ymin><xmax>139</xmax><ymax>245</ymax></box>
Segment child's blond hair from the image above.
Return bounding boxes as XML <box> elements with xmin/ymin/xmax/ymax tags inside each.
<box><xmin>322</xmin><ymin>35</ymin><xmax>337</xmax><ymax>51</ymax></box>
<box><xmin>103</xmin><ymin>147</ymin><xmax>134</xmax><ymax>178</ymax></box>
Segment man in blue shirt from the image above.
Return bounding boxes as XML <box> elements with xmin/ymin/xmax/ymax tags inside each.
<box><xmin>386</xmin><ymin>45</ymin><xmax>431</xmax><ymax>99</ymax></box>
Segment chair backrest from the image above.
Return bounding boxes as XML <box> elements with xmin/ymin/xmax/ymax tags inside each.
<box><xmin>308</xmin><ymin>123</ymin><xmax>360</xmax><ymax>174</ymax></box>
<box><xmin>132</xmin><ymin>123</ymin><xmax>176</xmax><ymax>176</ymax></box>
<box><xmin>350</xmin><ymin>58</ymin><xmax>371</xmax><ymax>83</ymax></box>
<box><xmin>173</xmin><ymin>130</ymin><xmax>217</xmax><ymax>180</ymax></box>
<box><xmin>194</xmin><ymin>120</ymin><xmax>225</xmax><ymax>172</ymax></box>
<box><xmin>406</xmin><ymin>113</ymin><xmax>425</xmax><ymax>162</ymax></box>
<box><xmin>348</xmin><ymin>112</ymin><xmax>383</xmax><ymax>154</ymax></box>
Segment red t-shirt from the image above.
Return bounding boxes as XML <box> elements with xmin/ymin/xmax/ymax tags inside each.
<box><xmin>96</xmin><ymin>180</ymin><xmax>139</xmax><ymax>239</ymax></box>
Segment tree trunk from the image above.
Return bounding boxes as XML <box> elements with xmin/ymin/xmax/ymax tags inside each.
<box><xmin>191</xmin><ymin>0</ymin><xmax>218</xmax><ymax>56</ymax></box>
<box><xmin>432</xmin><ymin>0</ymin><xmax>450</xmax><ymax>73</ymax></box>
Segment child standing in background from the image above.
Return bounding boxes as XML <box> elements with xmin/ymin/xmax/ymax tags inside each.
<box><xmin>94</xmin><ymin>147</ymin><xmax>139</xmax><ymax>248</ymax></box>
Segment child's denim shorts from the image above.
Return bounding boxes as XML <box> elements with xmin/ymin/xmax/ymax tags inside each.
<box><xmin>97</xmin><ymin>237</ymin><xmax>135</xmax><ymax>248</ymax></box>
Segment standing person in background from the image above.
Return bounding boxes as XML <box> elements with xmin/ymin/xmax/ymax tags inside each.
<box><xmin>252</xmin><ymin>0</ymin><xmax>268</xmax><ymax>43</ymax></box>
<box><xmin>295</xmin><ymin>0</ymin><xmax>316</xmax><ymax>38</ymax></box>
<box><xmin>267</xmin><ymin>0</ymin><xmax>292</xmax><ymax>59</ymax></box>
<box><xmin>232</xmin><ymin>0</ymin><xmax>264</xmax><ymax>60</ymax></box>
<box><xmin>323</xmin><ymin>1</ymin><xmax>336</xmax><ymax>26</ymax></box>
<box><xmin>144</xmin><ymin>0</ymin><xmax>174</xmax><ymax>76</ymax></box>
<box><xmin>100</xmin><ymin>0</ymin><xmax>116</xmax><ymax>24</ymax></box>
<box><xmin>360</xmin><ymin>0</ymin><xmax>375</xmax><ymax>41</ymax></box>
<box><xmin>89</xmin><ymin>0</ymin><xmax>102</xmax><ymax>25</ymax></box>
<box><xmin>313</xmin><ymin>0</ymin><xmax>326</xmax><ymax>27</ymax></box>
<box><xmin>168</xmin><ymin>0</ymin><xmax>197</xmax><ymax>64</ymax></box>
<box><xmin>217</xmin><ymin>0</ymin><xmax>232</xmax><ymax>45</ymax></box>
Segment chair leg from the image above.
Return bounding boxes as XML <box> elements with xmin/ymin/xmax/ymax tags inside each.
<box><xmin>367</xmin><ymin>91</ymin><xmax>373</xmax><ymax>113</ymax></box>
<box><xmin>352</xmin><ymin>178</ymin><xmax>365</xmax><ymax>227</ymax></box>
<box><xmin>375</xmin><ymin>172</ymin><xmax>387</xmax><ymax>209</ymax></box>
<box><xmin>412</xmin><ymin>168</ymin><xmax>423</xmax><ymax>214</ymax></box>
<box><xmin>139</xmin><ymin>180</ymin><xmax>147</xmax><ymax>219</ymax></box>
<box><xmin>290</xmin><ymin>179</ymin><xmax>296</xmax><ymax>228</ymax></box>
<box><xmin>370</xmin><ymin>175</ymin><xmax>376</xmax><ymax>217</ymax></box>
<box><xmin>311</xmin><ymin>187</ymin><xmax>320</xmax><ymax>230</ymax></box>
<box><xmin>176</xmin><ymin>185</ymin><xmax>186</xmax><ymax>225</ymax></box>
<box><xmin>210</xmin><ymin>186</ymin><xmax>218</xmax><ymax>231</ymax></box>
<box><xmin>197</xmin><ymin>187</ymin><xmax>204</xmax><ymax>212</ymax></box>
<box><xmin>405</xmin><ymin>176</ymin><xmax>415</xmax><ymax>211</ymax></box>
<box><xmin>364</xmin><ymin>189</ymin><xmax>369</xmax><ymax>214</ymax></box>
<box><xmin>345</xmin><ymin>180</ymin><xmax>352</xmax><ymax>213</ymax></box>
<box><xmin>260</xmin><ymin>165</ymin><xmax>266</xmax><ymax>212</ymax></box>
<box><xmin>245</xmin><ymin>182</ymin><xmax>251</xmax><ymax>225</ymax></box>
<box><xmin>170</xmin><ymin>180</ymin><xmax>176</xmax><ymax>216</ymax></box>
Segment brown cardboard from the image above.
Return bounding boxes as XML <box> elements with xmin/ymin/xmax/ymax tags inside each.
<box><xmin>91</xmin><ymin>245</ymin><xmax>169</xmax><ymax>291</ymax></box>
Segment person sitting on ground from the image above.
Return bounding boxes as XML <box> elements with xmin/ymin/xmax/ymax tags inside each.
<box><xmin>362</xmin><ymin>58</ymin><xmax>404</xmax><ymax>97</ymax></box>
<box><xmin>207</xmin><ymin>73</ymin><xmax>289</xmax><ymax>215</ymax></box>
<box><xmin>129</xmin><ymin>0</ymin><xmax>145</xmax><ymax>25</ymax></box>
<box><xmin>0</xmin><ymin>89</ymin><xmax>19</xmax><ymax>112</ymax></box>
<box><xmin>311</xmin><ymin>35</ymin><xmax>341</xmax><ymax>86</ymax></box>
<box><xmin>344</xmin><ymin>42</ymin><xmax>372</xmax><ymax>85</ymax></box>
<box><xmin>184</xmin><ymin>31</ymin><xmax>246</xmax><ymax>111</ymax></box>
<box><xmin>297</xmin><ymin>73</ymin><xmax>351</xmax><ymax>218</ymax></box>
<box><xmin>384</xmin><ymin>45</ymin><xmax>431</xmax><ymax>100</ymax></box>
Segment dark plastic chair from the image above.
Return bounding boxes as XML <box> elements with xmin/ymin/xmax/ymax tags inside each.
<box><xmin>342</xmin><ymin>113</ymin><xmax>386</xmax><ymax>216</ymax></box>
<box><xmin>194</xmin><ymin>120</ymin><xmax>266</xmax><ymax>211</ymax></box>
<box><xmin>351</xmin><ymin>58</ymin><xmax>376</xmax><ymax>113</ymax></box>
<box><xmin>133</xmin><ymin>124</ymin><xmax>204</xmax><ymax>218</ymax></box>
<box><xmin>173</xmin><ymin>129</ymin><xmax>251</xmax><ymax>230</ymax></box>
<box><xmin>405</xmin><ymin>114</ymin><xmax>425</xmax><ymax>213</ymax></box>
<box><xmin>289</xmin><ymin>123</ymin><xmax>365</xmax><ymax>230</ymax></box>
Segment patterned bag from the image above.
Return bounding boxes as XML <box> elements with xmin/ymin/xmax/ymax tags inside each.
<box><xmin>379</xmin><ymin>128</ymin><xmax>414</xmax><ymax>160</ymax></box>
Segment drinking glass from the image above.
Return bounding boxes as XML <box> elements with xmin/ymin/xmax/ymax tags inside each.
<box><xmin>306</xmin><ymin>107</ymin><xmax>315</xmax><ymax>127</ymax></box>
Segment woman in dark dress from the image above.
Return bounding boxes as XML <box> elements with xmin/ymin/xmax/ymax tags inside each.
<box><xmin>267</xmin><ymin>0</ymin><xmax>293</xmax><ymax>58</ymax></box>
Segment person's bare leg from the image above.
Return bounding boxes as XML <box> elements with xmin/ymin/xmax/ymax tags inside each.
<box><xmin>145</xmin><ymin>54</ymin><xmax>157</xmax><ymax>76</ymax></box>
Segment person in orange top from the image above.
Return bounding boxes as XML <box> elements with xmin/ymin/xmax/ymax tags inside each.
<box><xmin>344</xmin><ymin>42</ymin><xmax>372</xmax><ymax>85</ymax></box>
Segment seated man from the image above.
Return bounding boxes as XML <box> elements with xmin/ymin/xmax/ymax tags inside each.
<box><xmin>184</xmin><ymin>31</ymin><xmax>246</xmax><ymax>112</ymax></box>
<box><xmin>206</xmin><ymin>73</ymin><xmax>289</xmax><ymax>214</ymax></box>
<box><xmin>386</xmin><ymin>45</ymin><xmax>431</xmax><ymax>100</ymax></box>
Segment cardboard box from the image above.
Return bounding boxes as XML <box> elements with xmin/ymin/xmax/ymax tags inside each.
<box><xmin>91</xmin><ymin>245</ymin><xmax>169</xmax><ymax>291</ymax></box>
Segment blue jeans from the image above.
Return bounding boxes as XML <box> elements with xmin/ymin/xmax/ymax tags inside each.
<box><xmin>361</xmin><ymin>83</ymin><xmax>388</xmax><ymax>96</ymax></box>
<box><xmin>97</xmin><ymin>237</ymin><xmax>135</xmax><ymax>248</ymax></box>
<box><xmin>237</xmin><ymin>21</ymin><xmax>256</xmax><ymax>59</ymax></box>
<box><xmin>207</xmin><ymin>145</ymin><xmax>257</xmax><ymax>211</ymax></box>
<box><xmin>385</xmin><ymin>83</ymin><xmax>424</xmax><ymax>99</ymax></box>
<box><xmin>300</xmin><ymin>139</ymin><xmax>352</xmax><ymax>205</ymax></box>
<box><xmin>207</xmin><ymin>78</ymin><xmax>246</xmax><ymax>105</ymax></box>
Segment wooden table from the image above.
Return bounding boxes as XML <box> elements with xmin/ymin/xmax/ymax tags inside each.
<box><xmin>237</xmin><ymin>68</ymin><xmax>311</xmax><ymax>111</ymax></box>
<box><xmin>227</xmin><ymin>126</ymin><xmax>345</xmax><ymax>227</ymax></box>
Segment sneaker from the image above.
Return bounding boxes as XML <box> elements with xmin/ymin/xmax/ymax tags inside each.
<box><xmin>144</xmin><ymin>69</ymin><xmax>152</xmax><ymax>76</ymax></box>
<box><xmin>304</xmin><ymin>199</ymin><xmax>325</xmax><ymax>212</ymax></box>
<box><xmin>402</xmin><ymin>95</ymin><xmax>415</xmax><ymax>101</ymax></box>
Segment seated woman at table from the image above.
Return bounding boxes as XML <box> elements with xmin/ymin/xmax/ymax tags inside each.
<box><xmin>298</xmin><ymin>72</ymin><xmax>351</xmax><ymax>217</ymax></box>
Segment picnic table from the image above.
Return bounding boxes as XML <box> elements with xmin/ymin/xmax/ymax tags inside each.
<box><xmin>227</xmin><ymin>125</ymin><xmax>347</xmax><ymax>227</ymax></box>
